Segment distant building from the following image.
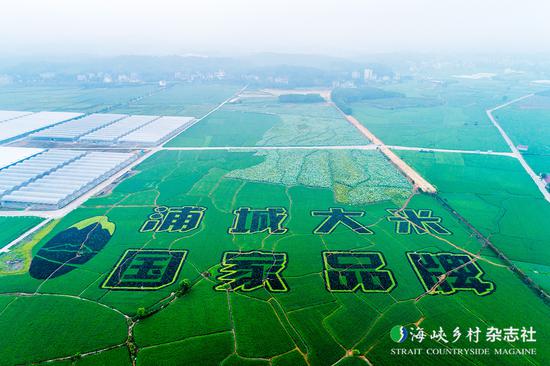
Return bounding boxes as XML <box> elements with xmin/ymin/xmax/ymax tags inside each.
<box><xmin>364</xmin><ymin>68</ymin><xmax>374</xmax><ymax>81</ymax></box>
<box><xmin>351</xmin><ymin>71</ymin><xmax>361</xmax><ymax>79</ymax></box>
<box><xmin>118</xmin><ymin>73</ymin><xmax>140</xmax><ymax>83</ymax></box>
<box><xmin>332</xmin><ymin>80</ymin><xmax>355</xmax><ymax>88</ymax></box>
<box><xmin>517</xmin><ymin>145</ymin><xmax>529</xmax><ymax>152</ymax></box>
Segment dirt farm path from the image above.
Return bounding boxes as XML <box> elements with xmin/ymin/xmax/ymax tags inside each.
<box><xmin>333</xmin><ymin>106</ymin><xmax>437</xmax><ymax>194</ymax></box>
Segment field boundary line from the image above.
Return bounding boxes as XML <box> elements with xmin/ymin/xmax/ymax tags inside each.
<box><xmin>160</xmin><ymin>84</ymin><xmax>249</xmax><ymax>148</ymax></box>
<box><xmin>435</xmin><ymin>195</ymin><xmax>550</xmax><ymax>306</ymax></box>
<box><xmin>0</xmin><ymin>218</ymin><xmax>52</xmax><ymax>253</ymax></box>
<box><xmin>162</xmin><ymin>145</ymin><xmax>377</xmax><ymax>151</ymax></box>
<box><xmin>486</xmin><ymin>94</ymin><xmax>550</xmax><ymax>203</ymax></box>
<box><xmin>386</xmin><ymin>145</ymin><xmax>516</xmax><ymax>157</ymax></box>
<box><xmin>329</xmin><ymin>98</ymin><xmax>437</xmax><ymax>193</ymax></box>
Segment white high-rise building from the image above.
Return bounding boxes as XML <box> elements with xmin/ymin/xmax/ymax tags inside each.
<box><xmin>364</xmin><ymin>68</ymin><xmax>374</xmax><ymax>81</ymax></box>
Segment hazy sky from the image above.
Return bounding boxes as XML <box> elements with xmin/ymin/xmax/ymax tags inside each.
<box><xmin>1</xmin><ymin>0</ymin><xmax>549</xmax><ymax>56</ymax></box>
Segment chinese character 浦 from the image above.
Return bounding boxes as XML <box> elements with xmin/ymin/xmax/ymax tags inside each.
<box><xmin>141</xmin><ymin>206</ymin><xmax>206</xmax><ymax>233</ymax></box>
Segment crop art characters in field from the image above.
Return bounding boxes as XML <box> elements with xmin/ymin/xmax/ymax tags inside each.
<box><xmin>407</xmin><ymin>252</ymin><xmax>495</xmax><ymax>296</ymax></box>
<box><xmin>228</xmin><ymin>207</ymin><xmax>288</xmax><ymax>234</ymax></box>
<box><xmin>140</xmin><ymin>206</ymin><xmax>206</xmax><ymax>233</ymax></box>
<box><xmin>387</xmin><ymin>208</ymin><xmax>451</xmax><ymax>235</ymax></box>
<box><xmin>322</xmin><ymin>251</ymin><xmax>396</xmax><ymax>293</ymax></box>
<box><xmin>312</xmin><ymin>207</ymin><xmax>373</xmax><ymax>234</ymax></box>
<box><xmin>215</xmin><ymin>251</ymin><xmax>289</xmax><ymax>292</ymax></box>
<box><xmin>102</xmin><ymin>249</ymin><xmax>188</xmax><ymax>290</ymax></box>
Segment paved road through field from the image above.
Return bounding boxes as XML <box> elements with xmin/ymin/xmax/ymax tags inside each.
<box><xmin>486</xmin><ymin>94</ymin><xmax>550</xmax><ymax>203</ymax></box>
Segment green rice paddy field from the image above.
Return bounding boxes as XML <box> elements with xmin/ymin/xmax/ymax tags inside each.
<box><xmin>0</xmin><ymin>217</ymin><xmax>43</xmax><ymax>248</ymax></box>
<box><xmin>492</xmin><ymin>94</ymin><xmax>550</xmax><ymax>175</ymax></box>
<box><xmin>0</xmin><ymin>85</ymin><xmax>158</xmax><ymax>113</ymax></box>
<box><xmin>0</xmin><ymin>150</ymin><xmax>548</xmax><ymax>366</ymax></box>
<box><xmin>166</xmin><ymin>97</ymin><xmax>369</xmax><ymax>147</ymax></box>
<box><xmin>349</xmin><ymin>79</ymin><xmax>548</xmax><ymax>152</ymax></box>
<box><xmin>0</xmin><ymin>82</ymin><xmax>549</xmax><ymax>366</ymax></box>
<box><xmin>396</xmin><ymin>151</ymin><xmax>550</xmax><ymax>290</ymax></box>
<box><xmin>109</xmin><ymin>84</ymin><xmax>242</xmax><ymax>118</ymax></box>
<box><xmin>0</xmin><ymin>83</ymin><xmax>242</xmax><ymax>118</ymax></box>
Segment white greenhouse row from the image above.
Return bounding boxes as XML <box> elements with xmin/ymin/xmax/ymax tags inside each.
<box><xmin>118</xmin><ymin>116</ymin><xmax>195</xmax><ymax>146</ymax></box>
<box><xmin>0</xmin><ymin>149</ymin><xmax>137</xmax><ymax>209</ymax></box>
<box><xmin>0</xmin><ymin>147</ymin><xmax>44</xmax><ymax>170</ymax></box>
<box><xmin>31</xmin><ymin>113</ymin><xmax>127</xmax><ymax>141</ymax></box>
<box><xmin>0</xmin><ymin>150</ymin><xmax>86</xmax><ymax>197</ymax></box>
<box><xmin>80</xmin><ymin>115</ymin><xmax>159</xmax><ymax>143</ymax></box>
<box><xmin>0</xmin><ymin>111</ymin><xmax>83</xmax><ymax>143</ymax></box>
<box><xmin>0</xmin><ymin>110</ymin><xmax>32</xmax><ymax>122</ymax></box>
<box><xmin>0</xmin><ymin>109</ymin><xmax>197</xmax><ymax>147</ymax></box>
